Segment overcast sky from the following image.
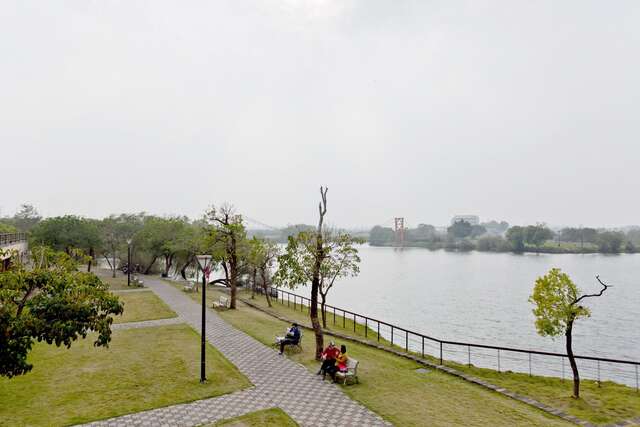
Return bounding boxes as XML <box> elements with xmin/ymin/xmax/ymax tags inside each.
<box><xmin>2</xmin><ymin>1</ymin><xmax>639</xmax><ymax>228</ymax></box>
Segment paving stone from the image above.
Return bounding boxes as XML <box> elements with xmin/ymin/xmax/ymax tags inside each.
<box><xmin>80</xmin><ymin>277</ymin><xmax>390</xmax><ymax>427</ymax></box>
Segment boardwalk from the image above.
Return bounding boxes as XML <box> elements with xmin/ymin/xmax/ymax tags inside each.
<box><xmin>84</xmin><ymin>277</ymin><xmax>389</xmax><ymax>427</ymax></box>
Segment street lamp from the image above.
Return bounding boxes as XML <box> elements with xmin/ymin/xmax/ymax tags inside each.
<box><xmin>195</xmin><ymin>254</ymin><xmax>212</xmax><ymax>383</ymax></box>
<box><xmin>126</xmin><ymin>239</ymin><xmax>132</xmax><ymax>287</ymax></box>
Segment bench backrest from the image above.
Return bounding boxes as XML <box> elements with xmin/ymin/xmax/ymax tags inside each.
<box><xmin>219</xmin><ymin>296</ymin><xmax>229</xmax><ymax>304</ymax></box>
<box><xmin>347</xmin><ymin>358</ymin><xmax>358</xmax><ymax>372</ymax></box>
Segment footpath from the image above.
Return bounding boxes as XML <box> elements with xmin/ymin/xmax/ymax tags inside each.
<box><xmin>82</xmin><ymin>277</ymin><xmax>390</xmax><ymax>427</ymax></box>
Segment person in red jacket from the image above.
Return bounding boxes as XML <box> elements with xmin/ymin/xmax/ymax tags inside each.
<box><xmin>317</xmin><ymin>341</ymin><xmax>340</xmax><ymax>380</ymax></box>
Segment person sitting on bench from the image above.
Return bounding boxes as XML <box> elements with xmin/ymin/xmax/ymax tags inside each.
<box><xmin>279</xmin><ymin>323</ymin><xmax>301</xmax><ymax>355</ymax></box>
<box><xmin>317</xmin><ymin>341</ymin><xmax>339</xmax><ymax>379</ymax></box>
<box><xmin>325</xmin><ymin>344</ymin><xmax>348</xmax><ymax>382</ymax></box>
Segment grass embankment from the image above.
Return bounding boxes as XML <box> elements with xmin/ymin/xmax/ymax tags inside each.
<box><xmin>0</xmin><ymin>324</ymin><xmax>251</xmax><ymax>426</ymax></box>
<box><xmin>98</xmin><ymin>272</ymin><xmax>133</xmax><ymax>290</ymax></box>
<box><xmin>172</xmin><ymin>283</ymin><xmax>570</xmax><ymax>426</ymax></box>
<box><xmin>212</xmin><ymin>408</ymin><xmax>298</xmax><ymax>427</ymax></box>
<box><xmin>230</xmin><ymin>288</ymin><xmax>639</xmax><ymax>426</ymax></box>
<box><xmin>112</xmin><ymin>290</ymin><xmax>177</xmax><ymax>324</ymax></box>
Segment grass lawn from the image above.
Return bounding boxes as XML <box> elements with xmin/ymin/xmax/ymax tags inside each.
<box><xmin>0</xmin><ymin>324</ymin><xmax>251</xmax><ymax>426</ymax></box>
<box><xmin>212</xmin><ymin>408</ymin><xmax>298</xmax><ymax>426</ymax></box>
<box><xmin>231</xmin><ymin>288</ymin><xmax>639</xmax><ymax>426</ymax></box>
<box><xmin>112</xmin><ymin>290</ymin><xmax>177</xmax><ymax>323</ymax></box>
<box><xmin>171</xmin><ymin>283</ymin><xmax>570</xmax><ymax>426</ymax></box>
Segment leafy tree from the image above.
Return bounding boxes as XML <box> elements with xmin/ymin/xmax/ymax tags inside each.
<box><xmin>11</xmin><ymin>204</ymin><xmax>42</xmax><ymax>232</ymax></box>
<box><xmin>0</xmin><ymin>246</ymin><xmax>123</xmax><ymax>378</ymax></box>
<box><xmin>470</xmin><ymin>224</ymin><xmax>487</xmax><ymax>238</ymax></box>
<box><xmin>559</xmin><ymin>228</ymin><xmax>598</xmax><ymax>246</ymax></box>
<box><xmin>529</xmin><ymin>269</ymin><xmax>610</xmax><ymax>398</ymax></box>
<box><xmin>406</xmin><ymin>224</ymin><xmax>437</xmax><ymax>242</ymax></box>
<box><xmin>100</xmin><ymin>213</ymin><xmax>145</xmax><ymax>278</ymax></box>
<box><xmin>247</xmin><ymin>237</ymin><xmax>280</xmax><ymax>307</ymax></box>
<box><xmin>476</xmin><ymin>235</ymin><xmax>510</xmax><ymax>252</ymax></box>
<box><xmin>275</xmin><ymin>230</ymin><xmax>361</xmax><ymax>329</ymax></box>
<box><xmin>203</xmin><ymin>204</ymin><xmax>248</xmax><ymax>309</ymax></box>
<box><xmin>447</xmin><ymin>220</ymin><xmax>473</xmax><ymax>239</ymax></box>
<box><xmin>136</xmin><ymin>216</ymin><xmax>188</xmax><ymax>275</ymax></box>
<box><xmin>596</xmin><ymin>231</ymin><xmax>625</xmax><ymax>253</ymax></box>
<box><xmin>0</xmin><ymin>223</ymin><xmax>17</xmax><ymax>233</ymax></box>
<box><xmin>506</xmin><ymin>226</ymin><xmax>526</xmax><ymax>252</ymax></box>
<box><xmin>30</xmin><ymin>216</ymin><xmax>102</xmax><ymax>271</ymax></box>
<box><xmin>481</xmin><ymin>220</ymin><xmax>510</xmax><ymax>235</ymax></box>
<box><xmin>524</xmin><ymin>224</ymin><xmax>554</xmax><ymax>251</ymax></box>
<box><xmin>369</xmin><ymin>226</ymin><xmax>394</xmax><ymax>245</ymax></box>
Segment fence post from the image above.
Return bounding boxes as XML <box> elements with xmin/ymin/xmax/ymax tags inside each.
<box><xmin>439</xmin><ymin>342</ymin><xmax>443</xmax><ymax>365</ymax></box>
<box><xmin>422</xmin><ymin>336</ymin><xmax>425</xmax><ymax>358</ymax></box>
<box><xmin>529</xmin><ymin>353</ymin><xmax>532</xmax><ymax>377</ymax></box>
<box><xmin>405</xmin><ymin>331</ymin><xmax>409</xmax><ymax>352</ymax></box>
<box><xmin>597</xmin><ymin>360</ymin><xmax>601</xmax><ymax>387</ymax></box>
<box><xmin>333</xmin><ymin>307</ymin><xmax>336</xmax><ymax>325</ymax></box>
<box><xmin>293</xmin><ymin>295</ymin><xmax>296</xmax><ymax>310</ymax></box>
<box><xmin>468</xmin><ymin>345</ymin><xmax>471</xmax><ymax>367</ymax></box>
<box><xmin>353</xmin><ymin>313</ymin><xmax>356</xmax><ymax>333</ymax></box>
<box><xmin>365</xmin><ymin>318</ymin><xmax>368</xmax><ymax>338</ymax></box>
<box><xmin>287</xmin><ymin>293</ymin><xmax>290</xmax><ymax>307</ymax></box>
<box><xmin>343</xmin><ymin>311</ymin><xmax>346</xmax><ymax>328</ymax></box>
<box><xmin>497</xmin><ymin>349</ymin><xmax>501</xmax><ymax>373</ymax></box>
<box><xmin>635</xmin><ymin>365</ymin><xmax>638</xmax><ymax>392</ymax></box>
<box><xmin>562</xmin><ymin>357</ymin><xmax>565</xmax><ymax>382</ymax></box>
<box><xmin>391</xmin><ymin>326</ymin><xmax>394</xmax><ymax>347</ymax></box>
<box><xmin>377</xmin><ymin>322</ymin><xmax>380</xmax><ymax>342</ymax></box>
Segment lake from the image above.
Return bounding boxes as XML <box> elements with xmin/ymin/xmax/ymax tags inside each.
<box><xmin>294</xmin><ymin>246</ymin><xmax>640</xmax><ymax>385</ymax></box>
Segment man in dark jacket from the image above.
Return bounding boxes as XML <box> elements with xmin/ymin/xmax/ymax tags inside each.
<box><xmin>279</xmin><ymin>323</ymin><xmax>301</xmax><ymax>354</ymax></box>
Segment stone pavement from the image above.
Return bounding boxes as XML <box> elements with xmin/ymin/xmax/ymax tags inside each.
<box><xmin>83</xmin><ymin>277</ymin><xmax>390</xmax><ymax>427</ymax></box>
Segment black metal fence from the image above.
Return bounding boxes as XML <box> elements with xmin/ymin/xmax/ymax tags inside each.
<box><xmin>268</xmin><ymin>286</ymin><xmax>640</xmax><ymax>390</ymax></box>
<box><xmin>0</xmin><ymin>233</ymin><xmax>27</xmax><ymax>246</ymax></box>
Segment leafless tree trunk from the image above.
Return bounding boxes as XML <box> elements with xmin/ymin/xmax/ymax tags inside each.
<box><xmin>310</xmin><ymin>187</ymin><xmax>328</xmax><ymax>360</ymax></box>
<box><xmin>260</xmin><ymin>268</ymin><xmax>272</xmax><ymax>307</ymax></box>
<box><xmin>112</xmin><ymin>251</ymin><xmax>116</xmax><ymax>278</ymax></box>
<box><xmin>143</xmin><ymin>256</ymin><xmax>157</xmax><ymax>275</ymax></box>
<box><xmin>87</xmin><ymin>247</ymin><xmax>94</xmax><ymax>272</ymax></box>
<box><xmin>566</xmin><ymin>275</ymin><xmax>611</xmax><ymax>398</ymax></box>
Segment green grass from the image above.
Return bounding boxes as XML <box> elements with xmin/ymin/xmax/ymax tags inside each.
<box><xmin>452</xmin><ymin>364</ymin><xmax>640</xmax><ymax>425</ymax></box>
<box><xmin>211</xmin><ymin>408</ymin><xmax>298</xmax><ymax>426</ymax></box>
<box><xmin>171</xmin><ymin>283</ymin><xmax>570</xmax><ymax>427</ymax></box>
<box><xmin>228</xmin><ymin>288</ymin><xmax>639</xmax><ymax>426</ymax></box>
<box><xmin>98</xmin><ymin>273</ymin><xmax>133</xmax><ymax>290</ymax></box>
<box><xmin>0</xmin><ymin>324</ymin><xmax>251</xmax><ymax>426</ymax></box>
<box><xmin>112</xmin><ymin>290</ymin><xmax>177</xmax><ymax>323</ymax></box>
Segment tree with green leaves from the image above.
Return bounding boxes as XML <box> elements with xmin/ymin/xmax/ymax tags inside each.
<box><xmin>529</xmin><ymin>268</ymin><xmax>610</xmax><ymax>398</ymax></box>
<box><xmin>506</xmin><ymin>226</ymin><xmax>526</xmax><ymax>252</ymax></box>
<box><xmin>204</xmin><ymin>204</ymin><xmax>247</xmax><ymax>309</ymax></box>
<box><xmin>247</xmin><ymin>237</ymin><xmax>280</xmax><ymax>307</ymax></box>
<box><xmin>30</xmin><ymin>216</ymin><xmax>102</xmax><ymax>271</ymax></box>
<box><xmin>11</xmin><ymin>204</ymin><xmax>42</xmax><ymax>232</ymax></box>
<box><xmin>100</xmin><ymin>213</ymin><xmax>145</xmax><ymax>278</ymax></box>
<box><xmin>136</xmin><ymin>216</ymin><xmax>188</xmax><ymax>275</ymax></box>
<box><xmin>447</xmin><ymin>220</ymin><xmax>473</xmax><ymax>239</ymax></box>
<box><xmin>524</xmin><ymin>224</ymin><xmax>554</xmax><ymax>252</ymax></box>
<box><xmin>0</xmin><ymin>246</ymin><xmax>123</xmax><ymax>378</ymax></box>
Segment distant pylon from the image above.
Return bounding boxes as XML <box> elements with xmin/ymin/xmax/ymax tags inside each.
<box><xmin>394</xmin><ymin>217</ymin><xmax>405</xmax><ymax>247</ymax></box>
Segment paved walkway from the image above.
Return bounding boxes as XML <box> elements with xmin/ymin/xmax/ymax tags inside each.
<box><xmin>84</xmin><ymin>277</ymin><xmax>390</xmax><ymax>427</ymax></box>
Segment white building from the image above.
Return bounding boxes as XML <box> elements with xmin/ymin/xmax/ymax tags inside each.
<box><xmin>451</xmin><ymin>215</ymin><xmax>480</xmax><ymax>226</ymax></box>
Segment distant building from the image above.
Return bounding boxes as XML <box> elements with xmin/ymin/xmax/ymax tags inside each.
<box><xmin>451</xmin><ymin>215</ymin><xmax>480</xmax><ymax>226</ymax></box>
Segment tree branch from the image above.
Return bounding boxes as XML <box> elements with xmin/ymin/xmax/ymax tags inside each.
<box><xmin>573</xmin><ymin>275</ymin><xmax>611</xmax><ymax>305</ymax></box>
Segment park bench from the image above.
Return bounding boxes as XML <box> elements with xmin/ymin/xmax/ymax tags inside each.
<box><xmin>335</xmin><ymin>358</ymin><xmax>359</xmax><ymax>385</ymax></box>
<box><xmin>131</xmin><ymin>276</ymin><xmax>144</xmax><ymax>287</ymax></box>
<box><xmin>183</xmin><ymin>282</ymin><xmax>196</xmax><ymax>292</ymax></box>
<box><xmin>212</xmin><ymin>295</ymin><xmax>229</xmax><ymax>309</ymax></box>
<box><xmin>274</xmin><ymin>330</ymin><xmax>303</xmax><ymax>353</ymax></box>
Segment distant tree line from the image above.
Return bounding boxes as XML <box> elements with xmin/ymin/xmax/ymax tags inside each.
<box><xmin>369</xmin><ymin>220</ymin><xmax>639</xmax><ymax>254</ymax></box>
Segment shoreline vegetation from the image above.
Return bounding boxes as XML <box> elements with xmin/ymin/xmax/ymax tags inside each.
<box><xmin>367</xmin><ymin>222</ymin><xmax>640</xmax><ymax>255</ymax></box>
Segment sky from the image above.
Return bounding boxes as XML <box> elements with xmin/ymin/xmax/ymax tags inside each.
<box><xmin>2</xmin><ymin>1</ymin><xmax>640</xmax><ymax>229</ymax></box>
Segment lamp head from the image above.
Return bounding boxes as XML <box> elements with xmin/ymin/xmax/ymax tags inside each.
<box><xmin>195</xmin><ymin>254</ymin><xmax>213</xmax><ymax>271</ymax></box>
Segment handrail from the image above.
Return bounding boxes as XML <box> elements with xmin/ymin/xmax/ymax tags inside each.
<box><xmin>269</xmin><ymin>286</ymin><xmax>640</xmax><ymax>368</ymax></box>
<box><xmin>0</xmin><ymin>233</ymin><xmax>27</xmax><ymax>246</ymax></box>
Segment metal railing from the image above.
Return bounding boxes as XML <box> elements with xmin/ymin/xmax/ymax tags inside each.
<box><xmin>0</xmin><ymin>233</ymin><xmax>27</xmax><ymax>246</ymax></box>
<box><xmin>267</xmin><ymin>286</ymin><xmax>640</xmax><ymax>390</ymax></box>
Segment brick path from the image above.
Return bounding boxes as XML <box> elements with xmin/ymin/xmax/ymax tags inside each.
<box><xmin>83</xmin><ymin>277</ymin><xmax>390</xmax><ymax>427</ymax></box>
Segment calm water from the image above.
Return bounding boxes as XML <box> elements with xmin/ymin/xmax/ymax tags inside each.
<box><xmin>294</xmin><ymin>246</ymin><xmax>640</xmax><ymax>383</ymax></box>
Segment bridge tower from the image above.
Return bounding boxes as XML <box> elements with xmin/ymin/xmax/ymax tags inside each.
<box><xmin>394</xmin><ymin>217</ymin><xmax>405</xmax><ymax>247</ymax></box>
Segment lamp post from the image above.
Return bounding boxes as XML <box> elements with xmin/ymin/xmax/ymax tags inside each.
<box><xmin>126</xmin><ymin>239</ymin><xmax>132</xmax><ymax>287</ymax></box>
<box><xmin>195</xmin><ymin>254</ymin><xmax>212</xmax><ymax>383</ymax></box>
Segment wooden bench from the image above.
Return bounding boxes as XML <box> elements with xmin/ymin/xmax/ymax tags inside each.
<box><xmin>212</xmin><ymin>295</ymin><xmax>229</xmax><ymax>309</ymax></box>
<box><xmin>183</xmin><ymin>282</ymin><xmax>196</xmax><ymax>292</ymax></box>
<box><xmin>335</xmin><ymin>358</ymin><xmax>359</xmax><ymax>385</ymax></box>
